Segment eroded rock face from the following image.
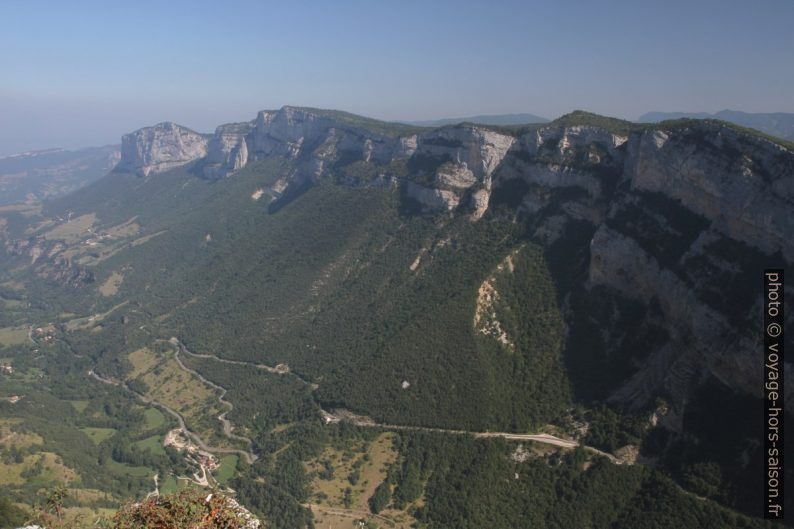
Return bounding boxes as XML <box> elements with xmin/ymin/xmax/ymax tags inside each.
<box><xmin>404</xmin><ymin>181</ymin><xmax>460</xmax><ymax>211</ymax></box>
<box><xmin>203</xmin><ymin>122</ymin><xmax>252</xmax><ymax>179</ymax></box>
<box><xmin>624</xmin><ymin>124</ymin><xmax>794</xmax><ymax>261</ymax></box>
<box><xmin>111</xmin><ymin>109</ymin><xmax>793</xmax><ymax>413</ymax></box>
<box><xmin>119</xmin><ymin>122</ymin><xmax>209</xmax><ymax>176</ymax></box>
<box><xmin>113</xmin><ymin>107</ymin><xmax>794</xmax><ymax>409</ymax></box>
<box><xmin>476</xmin><ymin>120</ymin><xmax>792</xmax><ymax>412</ymax></box>
<box><xmin>413</xmin><ymin>127</ymin><xmax>515</xmax><ymax>218</ymax></box>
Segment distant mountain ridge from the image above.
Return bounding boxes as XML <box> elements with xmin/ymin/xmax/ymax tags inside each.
<box><xmin>0</xmin><ymin>145</ymin><xmax>120</xmax><ymax>205</ymax></box>
<box><xmin>639</xmin><ymin>109</ymin><xmax>794</xmax><ymax>141</ymax></box>
<box><xmin>0</xmin><ymin>147</ymin><xmax>67</xmax><ymax>160</ymax></box>
<box><xmin>405</xmin><ymin>112</ymin><xmax>549</xmax><ymax>127</ymax></box>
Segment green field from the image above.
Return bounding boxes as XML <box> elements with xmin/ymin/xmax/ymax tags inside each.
<box><xmin>104</xmin><ymin>458</ymin><xmax>153</xmax><ymax>478</ymax></box>
<box><xmin>143</xmin><ymin>407</ymin><xmax>165</xmax><ymax>429</ymax></box>
<box><xmin>0</xmin><ymin>297</ymin><xmax>23</xmax><ymax>309</ymax></box>
<box><xmin>214</xmin><ymin>455</ymin><xmax>237</xmax><ymax>483</ymax></box>
<box><xmin>69</xmin><ymin>400</ymin><xmax>89</xmax><ymax>413</ymax></box>
<box><xmin>0</xmin><ymin>326</ymin><xmax>29</xmax><ymax>347</ymax></box>
<box><xmin>0</xmin><ymin>452</ymin><xmax>77</xmax><ymax>486</ymax></box>
<box><xmin>135</xmin><ymin>434</ymin><xmax>165</xmax><ymax>456</ymax></box>
<box><xmin>159</xmin><ymin>474</ymin><xmax>189</xmax><ymax>495</ymax></box>
<box><xmin>43</xmin><ymin>213</ymin><xmax>96</xmax><ymax>243</ymax></box>
<box><xmin>79</xmin><ymin>427</ymin><xmax>116</xmax><ymax>445</ymax></box>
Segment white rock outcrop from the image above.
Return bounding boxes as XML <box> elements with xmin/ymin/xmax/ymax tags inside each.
<box><xmin>119</xmin><ymin>122</ymin><xmax>208</xmax><ymax>177</ymax></box>
<box><xmin>203</xmin><ymin>122</ymin><xmax>252</xmax><ymax>179</ymax></box>
<box><xmin>624</xmin><ymin>124</ymin><xmax>794</xmax><ymax>261</ymax></box>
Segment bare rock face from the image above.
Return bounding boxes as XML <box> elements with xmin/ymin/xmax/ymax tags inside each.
<box><xmin>248</xmin><ymin>107</ymin><xmax>396</xmax><ymax>164</ymax></box>
<box><xmin>435</xmin><ymin>162</ymin><xmax>477</xmax><ymax>189</ymax></box>
<box><xmin>119</xmin><ymin>122</ymin><xmax>209</xmax><ymax>176</ymax></box>
<box><xmin>112</xmin><ymin>109</ymin><xmax>792</xmax><ymax>415</ymax></box>
<box><xmin>415</xmin><ymin>127</ymin><xmax>515</xmax><ymax>181</ymax></box>
<box><xmin>587</xmin><ymin>225</ymin><xmax>764</xmax><ymax>409</ymax></box>
<box><xmin>404</xmin><ymin>181</ymin><xmax>460</xmax><ymax>211</ymax></box>
<box><xmin>624</xmin><ymin>123</ymin><xmax>794</xmax><ymax>261</ymax></box>
<box><xmin>411</xmin><ymin>126</ymin><xmax>515</xmax><ymax>218</ymax></box>
<box><xmin>23</xmin><ymin>107</ymin><xmax>794</xmax><ymax>427</ymax></box>
<box><xmin>468</xmin><ymin>120</ymin><xmax>793</xmax><ymax>413</ymax></box>
<box><xmin>203</xmin><ymin>122</ymin><xmax>252</xmax><ymax>179</ymax></box>
<box><xmin>520</xmin><ymin>124</ymin><xmax>627</xmax><ymax>157</ymax></box>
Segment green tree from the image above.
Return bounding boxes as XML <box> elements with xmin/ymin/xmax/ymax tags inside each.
<box><xmin>369</xmin><ymin>482</ymin><xmax>391</xmax><ymax>514</ymax></box>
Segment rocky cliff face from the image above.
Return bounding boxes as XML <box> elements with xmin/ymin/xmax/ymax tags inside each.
<box><xmin>114</xmin><ymin>107</ymin><xmax>793</xmax><ymax>413</ymax></box>
<box><xmin>624</xmin><ymin>125</ymin><xmax>794</xmax><ymax>261</ymax></box>
<box><xmin>119</xmin><ymin>122</ymin><xmax>209</xmax><ymax>176</ymax></box>
<box><xmin>406</xmin><ymin>127</ymin><xmax>515</xmax><ymax>218</ymax></box>
<box><xmin>203</xmin><ymin>122</ymin><xmax>252</xmax><ymax>179</ymax></box>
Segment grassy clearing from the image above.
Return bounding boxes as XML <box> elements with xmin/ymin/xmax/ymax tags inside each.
<box><xmin>61</xmin><ymin>506</ymin><xmax>118</xmax><ymax>526</ymax></box>
<box><xmin>307</xmin><ymin>433</ymin><xmax>403</xmax><ymax>517</ymax></box>
<box><xmin>126</xmin><ymin>347</ymin><xmax>226</xmax><ymax>446</ymax></box>
<box><xmin>69</xmin><ymin>400</ymin><xmax>89</xmax><ymax>413</ymax></box>
<box><xmin>43</xmin><ymin>213</ymin><xmax>96</xmax><ymax>243</ymax></box>
<box><xmin>0</xmin><ymin>424</ymin><xmax>43</xmax><ymax>449</ymax></box>
<box><xmin>0</xmin><ymin>326</ymin><xmax>29</xmax><ymax>347</ymax></box>
<box><xmin>214</xmin><ymin>455</ymin><xmax>237</xmax><ymax>483</ymax></box>
<box><xmin>0</xmin><ymin>452</ymin><xmax>77</xmax><ymax>486</ymax></box>
<box><xmin>43</xmin><ymin>213</ymin><xmax>96</xmax><ymax>242</ymax></box>
<box><xmin>309</xmin><ymin>504</ymin><xmax>414</xmax><ymax>529</ymax></box>
<box><xmin>103</xmin><ymin>218</ymin><xmax>140</xmax><ymax>238</ymax></box>
<box><xmin>66</xmin><ymin>487</ymin><xmax>113</xmax><ymax>503</ymax></box>
<box><xmin>305</xmin><ymin>433</ymin><xmax>417</xmax><ymax>528</ymax></box>
<box><xmin>104</xmin><ymin>458</ymin><xmax>153</xmax><ymax>478</ymax></box>
<box><xmin>0</xmin><ymin>296</ymin><xmax>23</xmax><ymax>309</ymax></box>
<box><xmin>65</xmin><ymin>301</ymin><xmax>128</xmax><ymax>331</ymax></box>
<box><xmin>0</xmin><ymin>203</ymin><xmax>41</xmax><ymax>215</ymax></box>
<box><xmin>131</xmin><ymin>230</ymin><xmax>167</xmax><ymax>247</ymax></box>
<box><xmin>159</xmin><ymin>474</ymin><xmax>189</xmax><ymax>495</ymax></box>
<box><xmin>127</xmin><ymin>347</ymin><xmax>160</xmax><ymax>378</ymax></box>
<box><xmin>79</xmin><ymin>427</ymin><xmax>116</xmax><ymax>445</ymax></box>
<box><xmin>309</xmin><ymin>506</ymin><xmax>369</xmax><ymax>529</ymax></box>
<box><xmin>74</xmin><ymin>241</ymin><xmax>128</xmax><ymax>266</ymax></box>
<box><xmin>99</xmin><ymin>271</ymin><xmax>124</xmax><ymax>297</ymax></box>
<box><xmin>135</xmin><ymin>434</ymin><xmax>166</xmax><ymax>456</ymax></box>
<box><xmin>143</xmin><ymin>407</ymin><xmax>166</xmax><ymax>430</ymax></box>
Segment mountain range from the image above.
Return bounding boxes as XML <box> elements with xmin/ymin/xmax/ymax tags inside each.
<box><xmin>404</xmin><ymin>112</ymin><xmax>549</xmax><ymax>127</ymax></box>
<box><xmin>0</xmin><ymin>145</ymin><xmax>120</xmax><ymax>205</ymax></box>
<box><xmin>640</xmin><ymin>109</ymin><xmax>794</xmax><ymax>142</ymax></box>
<box><xmin>0</xmin><ymin>106</ymin><xmax>791</xmax><ymax>528</ymax></box>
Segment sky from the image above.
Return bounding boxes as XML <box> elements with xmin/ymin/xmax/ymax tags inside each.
<box><xmin>1</xmin><ymin>0</ymin><xmax>793</xmax><ymax>156</ymax></box>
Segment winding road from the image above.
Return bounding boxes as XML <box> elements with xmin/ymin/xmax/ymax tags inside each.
<box><xmin>164</xmin><ymin>338</ymin><xmax>621</xmax><ymax>464</ymax></box>
<box><xmin>90</xmin><ymin>335</ymin><xmax>620</xmax><ymax>469</ymax></box>
<box><xmin>88</xmin><ymin>368</ymin><xmax>257</xmax><ymax>464</ymax></box>
<box><xmin>172</xmin><ymin>345</ymin><xmax>254</xmax><ymax>448</ymax></box>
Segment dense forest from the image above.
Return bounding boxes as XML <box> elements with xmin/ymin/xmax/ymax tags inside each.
<box><xmin>0</xmin><ymin>109</ymin><xmax>791</xmax><ymax>528</ymax></box>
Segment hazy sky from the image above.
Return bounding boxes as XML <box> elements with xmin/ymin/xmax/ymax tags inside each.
<box><xmin>2</xmin><ymin>0</ymin><xmax>793</xmax><ymax>156</ymax></box>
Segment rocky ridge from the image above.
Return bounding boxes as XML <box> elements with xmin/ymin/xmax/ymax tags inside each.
<box><xmin>119</xmin><ymin>122</ymin><xmax>209</xmax><ymax>177</ymax></box>
<box><xmin>114</xmin><ymin>107</ymin><xmax>794</xmax><ymax>412</ymax></box>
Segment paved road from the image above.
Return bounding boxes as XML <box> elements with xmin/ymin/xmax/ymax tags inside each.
<box><xmin>88</xmin><ymin>369</ymin><xmax>257</xmax><ymax>464</ymax></box>
<box><xmin>172</xmin><ymin>344</ymin><xmax>255</xmax><ymax>448</ymax></box>
<box><xmin>322</xmin><ymin>414</ymin><xmax>617</xmax><ymax>462</ymax></box>
<box><xmin>94</xmin><ymin>336</ymin><xmax>620</xmax><ymax>467</ymax></box>
<box><xmin>165</xmin><ymin>339</ymin><xmax>620</xmax><ymax>463</ymax></box>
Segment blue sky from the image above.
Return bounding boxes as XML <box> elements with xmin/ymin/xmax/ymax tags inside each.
<box><xmin>1</xmin><ymin>0</ymin><xmax>793</xmax><ymax>155</ymax></box>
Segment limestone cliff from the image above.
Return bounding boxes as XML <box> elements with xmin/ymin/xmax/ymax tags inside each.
<box><xmin>119</xmin><ymin>122</ymin><xmax>209</xmax><ymax>176</ymax></box>
<box><xmin>113</xmin><ymin>108</ymin><xmax>793</xmax><ymax>414</ymax></box>
<box><xmin>203</xmin><ymin>122</ymin><xmax>252</xmax><ymax>179</ymax></box>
